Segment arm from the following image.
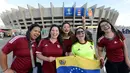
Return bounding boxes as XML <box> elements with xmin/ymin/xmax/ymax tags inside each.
<box><xmin>0</xmin><ymin>51</ymin><xmax>14</xmax><ymax>73</ymax></box>
<box><xmin>123</xmin><ymin>40</ymin><xmax>130</xmax><ymax>68</ymax></box>
<box><xmin>36</xmin><ymin>39</ymin><xmax>54</xmax><ymax>62</ymax></box>
<box><xmin>0</xmin><ymin>36</ymin><xmax>23</xmax><ymax>73</ymax></box>
<box><xmin>97</xmin><ymin>46</ymin><xmax>104</xmax><ymax>68</ymax></box>
<box><xmin>97</xmin><ymin>46</ymin><xmax>104</xmax><ymax>58</ymax></box>
<box><xmin>71</xmin><ymin>45</ymin><xmax>76</xmax><ymax>55</ymax></box>
<box><xmin>0</xmin><ymin>51</ymin><xmax>8</xmax><ymax>72</ymax></box>
<box><xmin>97</xmin><ymin>36</ymin><xmax>105</xmax><ymax>59</ymax></box>
<box><xmin>36</xmin><ymin>40</ymin><xmax>56</xmax><ymax>62</ymax></box>
<box><xmin>36</xmin><ymin>53</ymin><xmax>55</xmax><ymax>62</ymax></box>
<box><xmin>82</xmin><ymin>16</ymin><xmax>86</xmax><ymax>30</ymax></box>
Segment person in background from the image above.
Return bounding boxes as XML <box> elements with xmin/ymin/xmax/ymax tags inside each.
<box><xmin>36</xmin><ymin>24</ymin><xmax>64</xmax><ymax>73</ymax></box>
<box><xmin>96</xmin><ymin>19</ymin><xmax>130</xmax><ymax>73</ymax></box>
<box><xmin>0</xmin><ymin>32</ymin><xmax>4</xmax><ymax>38</ymax></box>
<box><xmin>12</xmin><ymin>32</ymin><xmax>15</xmax><ymax>37</ymax></box>
<box><xmin>82</xmin><ymin>16</ymin><xmax>93</xmax><ymax>40</ymax></box>
<box><xmin>0</xmin><ymin>24</ymin><xmax>42</xmax><ymax>73</ymax></box>
<box><xmin>71</xmin><ymin>27</ymin><xmax>96</xmax><ymax>60</ymax></box>
<box><xmin>61</xmin><ymin>22</ymin><xmax>74</xmax><ymax>56</ymax></box>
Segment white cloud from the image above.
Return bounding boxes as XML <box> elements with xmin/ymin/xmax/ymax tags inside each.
<box><xmin>0</xmin><ymin>0</ymin><xmax>17</xmax><ymax>12</ymax></box>
<box><xmin>116</xmin><ymin>13</ymin><xmax>130</xmax><ymax>26</ymax></box>
<box><xmin>123</xmin><ymin>0</ymin><xmax>130</xmax><ymax>4</ymax></box>
<box><xmin>0</xmin><ymin>0</ymin><xmax>17</xmax><ymax>28</ymax></box>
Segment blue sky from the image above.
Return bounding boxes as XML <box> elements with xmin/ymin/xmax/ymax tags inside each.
<box><xmin>7</xmin><ymin>0</ymin><xmax>130</xmax><ymax>13</ymax></box>
<box><xmin>0</xmin><ymin>0</ymin><xmax>130</xmax><ymax>27</ymax></box>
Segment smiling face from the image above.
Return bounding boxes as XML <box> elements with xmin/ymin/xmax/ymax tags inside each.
<box><xmin>100</xmin><ymin>22</ymin><xmax>112</xmax><ymax>33</ymax></box>
<box><xmin>62</xmin><ymin>23</ymin><xmax>71</xmax><ymax>34</ymax></box>
<box><xmin>76</xmin><ymin>28</ymin><xmax>85</xmax><ymax>41</ymax></box>
<box><xmin>50</xmin><ymin>26</ymin><xmax>59</xmax><ymax>39</ymax></box>
<box><xmin>30</xmin><ymin>26</ymin><xmax>41</xmax><ymax>40</ymax></box>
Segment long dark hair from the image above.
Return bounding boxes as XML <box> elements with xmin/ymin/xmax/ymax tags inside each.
<box><xmin>96</xmin><ymin>19</ymin><xmax>124</xmax><ymax>43</ymax></box>
<box><xmin>73</xmin><ymin>27</ymin><xmax>93</xmax><ymax>44</ymax></box>
<box><xmin>26</xmin><ymin>23</ymin><xmax>42</xmax><ymax>48</ymax></box>
<box><xmin>45</xmin><ymin>24</ymin><xmax>63</xmax><ymax>47</ymax></box>
<box><xmin>61</xmin><ymin>22</ymin><xmax>74</xmax><ymax>39</ymax></box>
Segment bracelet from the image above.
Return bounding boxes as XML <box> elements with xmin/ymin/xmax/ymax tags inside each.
<box><xmin>3</xmin><ymin>68</ymin><xmax>8</xmax><ymax>72</ymax></box>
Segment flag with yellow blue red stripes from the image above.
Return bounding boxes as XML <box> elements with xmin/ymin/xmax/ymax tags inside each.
<box><xmin>56</xmin><ymin>55</ymin><xmax>100</xmax><ymax>73</ymax></box>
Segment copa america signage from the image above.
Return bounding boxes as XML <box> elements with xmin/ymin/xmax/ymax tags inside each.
<box><xmin>64</xmin><ymin>7</ymin><xmax>74</xmax><ymax>16</ymax></box>
<box><xmin>75</xmin><ymin>8</ymin><xmax>84</xmax><ymax>16</ymax></box>
<box><xmin>64</xmin><ymin>7</ymin><xmax>94</xmax><ymax>16</ymax></box>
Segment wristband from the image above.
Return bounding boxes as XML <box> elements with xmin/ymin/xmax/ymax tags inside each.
<box><xmin>3</xmin><ymin>68</ymin><xmax>8</xmax><ymax>72</ymax></box>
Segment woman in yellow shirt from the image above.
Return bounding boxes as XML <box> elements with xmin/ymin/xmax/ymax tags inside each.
<box><xmin>71</xmin><ymin>27</ymin><xmax>96</xmax><ymax>60</ymax></box>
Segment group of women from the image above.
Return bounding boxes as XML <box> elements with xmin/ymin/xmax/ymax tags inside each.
<box><xmin>0</xmin><ymin>17</ymin><xmax>130</xmax><ymax>73</ymax></box>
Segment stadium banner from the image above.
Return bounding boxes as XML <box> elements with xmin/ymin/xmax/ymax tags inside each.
<box><xmin>56</xmin><ymin>55</ymin><xmax>100</xmax><ymax>73</ymax></box>
<box><xmin>75</xmin><ymin>8</ymin><xmax>84</xmax><ymax>16</ymax></box>
<box><xmin>64</xmin><ymin>7</ymin><xmax>74</xmax><ymax>16</ymax></box>
<box><xmin>86</xmin><ymin>8</ymin><xmax>95</xmax><ymax>17</ymax></box>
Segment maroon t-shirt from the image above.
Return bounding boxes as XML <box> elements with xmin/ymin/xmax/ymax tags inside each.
<box><xmin>63</xmin><ymin>38</ymin><xmax>72</xmax><ymax>52</ymax></box>
<box><xmin>97</xmin><ymin>35</ymin><xmax>125</xmax><ymax>62</ymax></box>
<box><xmin>2</xmin><ymin>35</ymin><xmax>37</xmax><ymax>73</ymax></box>
<box><xmin>37</xmin><ymin>39</ymin><xmax>63</xmax><ymax>73</ymax></box>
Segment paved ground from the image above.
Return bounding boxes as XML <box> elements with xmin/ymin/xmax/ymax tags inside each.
<box><xmin>0</xmin><ymin>34</ymin><xmax>130</xmax><ymax>73</ymax></box>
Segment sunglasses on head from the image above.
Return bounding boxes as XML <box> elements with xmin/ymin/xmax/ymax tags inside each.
<box><xmin>76</xmin><ymin>30</ymin><xmax>85</xmax><ymax>34</ymax></box>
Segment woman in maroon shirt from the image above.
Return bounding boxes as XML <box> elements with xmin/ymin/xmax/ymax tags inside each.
<box><xmin>0</xmin><ymin>24</ymin><xmax>42</xmax><ymax>73</ymax></box>
<box><xmin>61</xmin><ymin>22</ymin><xmax>74</xmax><ymax>56</ymax></box>
<box><xmin>36</xmin><ymin>24</ymin><xmax>64</xmax><ymax>73</ymax></box>
<box><xmin>96</xmin><ymin>19</ymin><xmax>130</xmax><ymax>73</ymax></box>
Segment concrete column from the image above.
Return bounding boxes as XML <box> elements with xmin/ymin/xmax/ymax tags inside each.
<box><xmin>18</xmin><ymin>6</ymin><xmax>28</xmax><ymax>29</ymax></box>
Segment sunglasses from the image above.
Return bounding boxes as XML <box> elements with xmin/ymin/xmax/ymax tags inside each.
<box><xmin>100</xmin><ymin>23</ymin><xmax>110</xmax><ymax>28</ymax></box>
<box><xmin>76</xmin><ymin>30</ymin><xmax>85</xmax><ymax>34</ymax></box>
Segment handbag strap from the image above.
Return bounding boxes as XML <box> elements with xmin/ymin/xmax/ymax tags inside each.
<box><xmin>30</xmin><ymin>44</ymin><xmax>35</xmax><ymax>68</ymax></box>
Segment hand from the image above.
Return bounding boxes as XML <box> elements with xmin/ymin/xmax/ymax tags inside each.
<box><xmin>126</xmin><ymin>61</ymin><xmax>130</xmax><ymax>69</ymax></box>
<box><xmin>65</xmin><ymin>52</ymin><xmax>70</xmax><ymax>56</ymax></box>
<box><xmin>125</xmin><ymin>58</ymin><xmax>130</xmax><ymax>69</ymax></box>
<box><xmin>48</xmin><ymin>56</ymin><xmax>56</xmax><ymax>62</ymax></box>
<box><xmin>82</xmin><ymin>16</ymin><xmax>86</xmax><ymax>24</ymax></box>
<box><xmin>100</xmin><ymin>57</ymin><xmax>104</xmax><ymax>68</ymax></box>
<box><xmin>69</xmin><ymin>52</ymin><xmax>73</xmax><ymax>56</ymax></box>
<box><xmin>125</xmin><ymin>61</ymin><xmax>130</xmax><ymax>72</ymax></box>
<box><xmin>3</xmin><ymin>68</ymin><xmax>15</xmax><ymax>73</ymax></box>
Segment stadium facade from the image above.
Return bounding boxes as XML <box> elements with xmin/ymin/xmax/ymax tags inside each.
<box><xmin>0</xmin><ymin>3</ymin><xmax>119</xmax><ymax>30</ymax></box>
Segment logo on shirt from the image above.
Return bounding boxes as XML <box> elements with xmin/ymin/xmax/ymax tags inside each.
<box><xmin>77</xmin><ymin>48</ymin><xmax>80</xmax><ymax>51</ymax></box>
<box><xmin>32</xmin><ymin>44</ymin><xmax>34</xmax><ymax>47</ymax></box>
<box><xmin>57</xmin><ymin>45</ymin><xmax>60</xmax><ymax>48</ymax></box>
<box><xmin>45</xmin><ymin>44</ymin><xmax>48</xmax><ymax>47</ymax></box>
<box><xmin>90</xmin><ymin>46</ymin><xmax>93</xmax><ymax>49</ymax></box>
<box><xmin>114</xmin><ymin>41</ymin><xmax>118</xmax><ymax>44</ymax></box>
